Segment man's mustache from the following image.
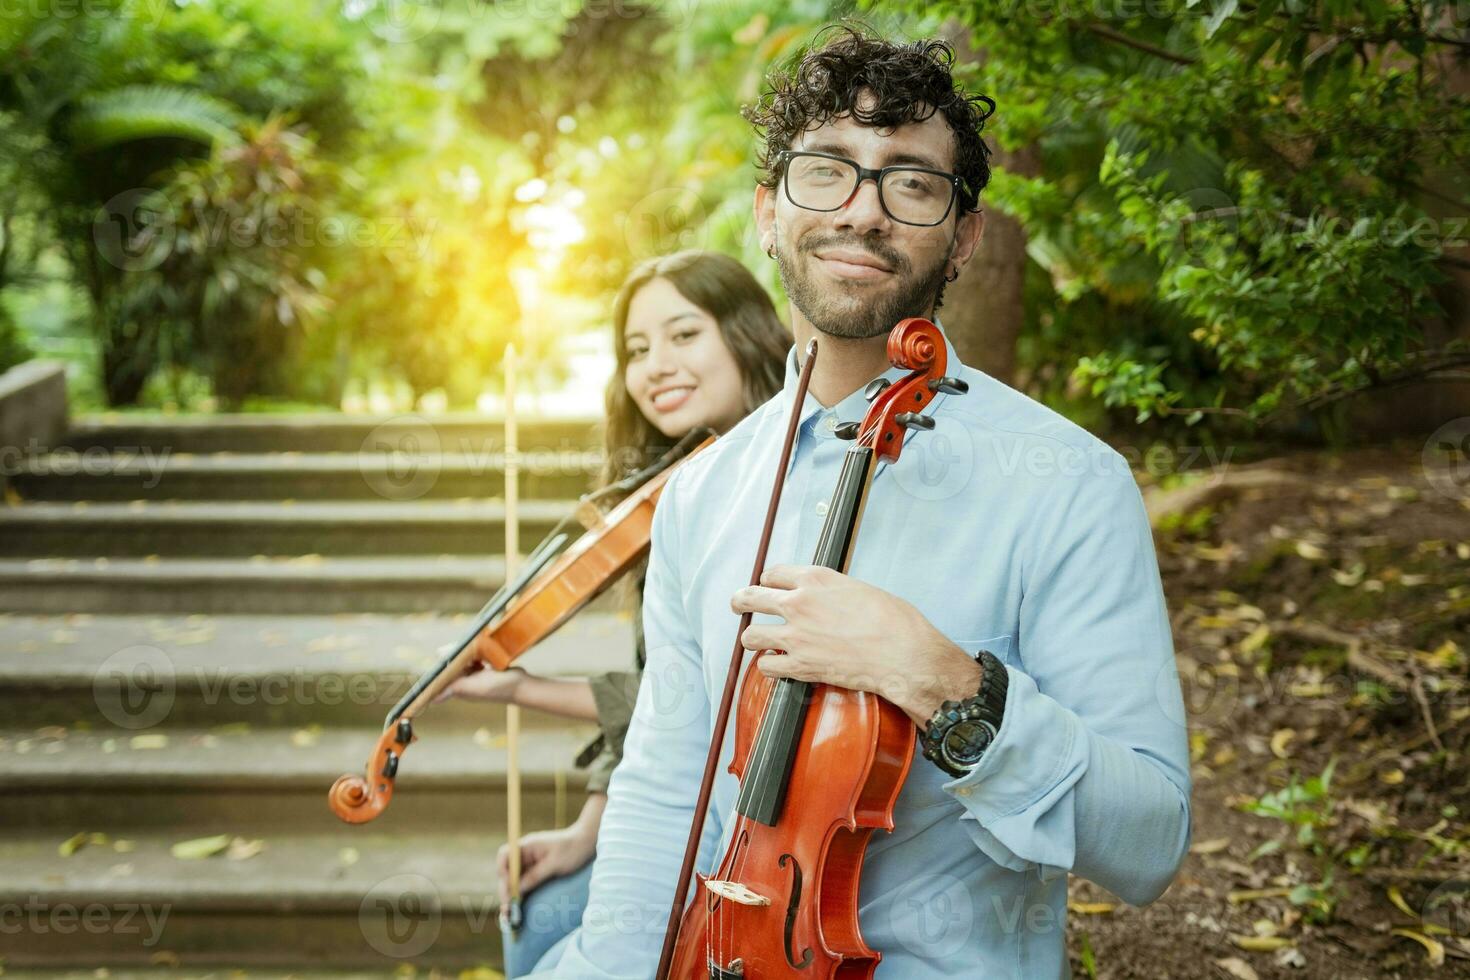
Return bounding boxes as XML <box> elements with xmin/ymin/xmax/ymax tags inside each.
<box><xmin>798</xmin><ymin>238</ymin><xmax>906</xmax><ymax>273</ymax></box>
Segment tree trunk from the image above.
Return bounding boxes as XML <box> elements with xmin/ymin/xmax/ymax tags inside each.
<box><xmin>940</xmin><ymin>23</ymin><xmax>1040</xmax><ymax>389</ymax></box>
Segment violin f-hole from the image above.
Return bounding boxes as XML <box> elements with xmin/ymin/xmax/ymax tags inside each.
<box><xmin>779</xmin><ymin>853</ymin><xmax>814</xmax><ymax>970</ymax></box>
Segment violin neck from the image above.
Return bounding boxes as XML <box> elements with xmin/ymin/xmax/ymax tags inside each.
<box><xmin>734</xmin><ymin>444</ymin><xmax>878</xmax><ymax>827</ymax></box>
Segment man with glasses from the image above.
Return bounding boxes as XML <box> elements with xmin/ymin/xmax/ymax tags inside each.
<box><xmin>532</xmin><ymin>25</ymin><xmax>1191</xmax><ymax>979</ymax></box>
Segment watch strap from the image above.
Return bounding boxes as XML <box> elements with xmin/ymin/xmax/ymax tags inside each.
<box><xmin>921</xmin><ymin>648</ymin><xmax>1008</xmax><ymax>776</ymax></box>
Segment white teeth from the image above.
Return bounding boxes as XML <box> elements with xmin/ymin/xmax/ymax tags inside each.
<box><xmin>652</xmin><ymin>387</ymin><xmax>693</xmax><ymax>409</ymax></box>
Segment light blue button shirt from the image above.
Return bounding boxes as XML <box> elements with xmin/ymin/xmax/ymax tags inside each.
<box><xmin>539</xmin><ymin>321</ymin><xmax>1192</xmax><ymax>979</ymax></box>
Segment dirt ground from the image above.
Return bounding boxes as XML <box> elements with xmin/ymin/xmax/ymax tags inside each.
<box><xmin>1065</xmin><ymin>442</ymin><xmax>1470</xmax><ymax>979</ymax></box>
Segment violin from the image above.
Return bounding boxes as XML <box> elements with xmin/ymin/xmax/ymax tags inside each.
<box><xmin>327</xmin><ymin>427</ymin><xmax>715</xmax><ymax>825</ymax></box>
<box><xmin>659</xmin><ymin>319</ymin><xmax>967</xmax><ymax>979</ymax></box>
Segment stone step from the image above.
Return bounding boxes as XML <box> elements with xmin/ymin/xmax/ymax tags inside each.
<box><xmin>63</xmin><ymin>414</ymin><xmax>601</xmax><ymax>455</ymax></box>
<box><xmin>0</xmin><ymin>613</ymin><xmax>637</xmax><ymax>730</ymax></box>
<box><xmin>0</xmin><ymin>500</ymin><xmax>578</xmax><ymax>558</ymax></box>
<box><xmin>0</xmin><ymin>829</ymin><xmax>517</xmax><ymax>968</ymax></box>
<box><xmin>0</xmin><ymin>556</ymin><xmax>632</xmax><ymax>614</ymax></box>
<box><xmin>0</xmin><ymin>725</ymin><xmax>596</xmax><ymax>832</ymax></box>
<box><xmin>5</xmin><ymin>450</ymin><xmax>600</xmax><ymax>502</ymax></box>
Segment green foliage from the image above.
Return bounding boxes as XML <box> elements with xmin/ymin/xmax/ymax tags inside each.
<box><xmin>872</xmin><ymin>0</ymin><xmax>1470</xmax><ymax>435</ymax></box>
<box><xmin>0</xmin><ymin>300</ymin><xmax>31</xmax><ymax>372</ymax></box>
<box><xmin>109</xmin><ymin>118</ymin><xmax>329</xmax><ymax>410</ymax></box>
<box><xmin>68</xmin><ymin>84</ymin><xmax>243</xmax><ymax>153</ymax></box>
<box><xmin>1239</xmin><ymin>758</ymin><xmax>1343</xmax><ymax>921</ymax></box>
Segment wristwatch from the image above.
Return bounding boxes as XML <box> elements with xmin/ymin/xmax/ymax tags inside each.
<box><xmin>920</xmin><ymin>648</ymin><xmax>1008</xmax><ymax>778</ymax></box>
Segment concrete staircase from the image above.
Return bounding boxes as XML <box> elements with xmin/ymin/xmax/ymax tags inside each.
<box><xmin>0</xmin><ymin>414</ymin><xmax>629</xmax><ymax>973</ymax></box>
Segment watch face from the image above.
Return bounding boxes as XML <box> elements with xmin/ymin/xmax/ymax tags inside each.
<box><xmin>941</xmin><ymin>719</ymin><xmax>996</xmax><ymax>767</ymax></box>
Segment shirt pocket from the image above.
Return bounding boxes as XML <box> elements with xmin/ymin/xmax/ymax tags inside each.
<box><xmin>952</xmin><ymin>632</ymin><xmax>1016</xmax><ymax>665</ymax></box>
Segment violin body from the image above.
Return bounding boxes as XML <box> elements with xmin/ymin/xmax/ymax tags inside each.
<box><xmin>668</xmin><ymin>652</ymin><xmax>914</xmax><ymax>979</ymax></box>
<box><xmin>659</xmin><ymin>319</ymin><xmax>960</xmax><ymax>979</ymax></box>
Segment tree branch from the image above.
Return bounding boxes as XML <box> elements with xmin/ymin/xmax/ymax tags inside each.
<box><xmin>1083</xmin><ymin>21</ymin><xmax>1198</xmax><ymax>66</ymax></box>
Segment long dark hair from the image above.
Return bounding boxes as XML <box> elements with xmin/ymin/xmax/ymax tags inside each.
<box><xmin>600</xmin><ymin>249</ymin><xmax>790</xmax><ymax>489</ymax></box>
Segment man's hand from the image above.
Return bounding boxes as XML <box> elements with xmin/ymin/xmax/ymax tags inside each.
<box><xmin>730</xmin><ymin>564</ymin><xmax>982</xmax><ymax>727</ymax></box>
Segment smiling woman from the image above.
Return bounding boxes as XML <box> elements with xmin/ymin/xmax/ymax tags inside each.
<box><xmin>436</xmin><ymin>248</ymin><xmax>790</xmax><ymax>977</ymax></box>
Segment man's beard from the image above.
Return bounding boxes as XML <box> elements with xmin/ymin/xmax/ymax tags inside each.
<box><xmin>774</xmin><ymin>234</ymin><xmax>953</xmax><ymax>340</ymax></box>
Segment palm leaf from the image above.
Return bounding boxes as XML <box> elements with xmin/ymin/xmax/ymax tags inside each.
<box><xmin>68</xmin><ymin>84</ymin><xmax>242</xmax><ymax>153</ymax></box>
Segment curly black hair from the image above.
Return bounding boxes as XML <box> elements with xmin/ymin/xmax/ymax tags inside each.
<box><xmin>741</xmin><ymin>24</ymin><xmax>997</xmax><ymax>217</ymax></box>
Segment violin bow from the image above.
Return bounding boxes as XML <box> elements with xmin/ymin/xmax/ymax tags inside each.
<box><xmin>503</xmin><ymin>343</ymin><xmax>525</xmax><ymax>931</ymax></box>
<box><xmin>654</xmin><ymin>338</ymin><xmax>818</xmax><ymax>978</ymax></box>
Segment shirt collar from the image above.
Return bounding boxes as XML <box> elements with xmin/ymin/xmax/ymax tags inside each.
<box><xmin>779</xmin><ymin>316</ymin><xmax>963</xmax><ymax>429</ymax></box>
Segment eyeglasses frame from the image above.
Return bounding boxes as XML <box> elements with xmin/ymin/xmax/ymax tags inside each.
<box><xmin>774</xmin><ymin>148</ymin><xmax>975</xmax><ymax>228</ymax></box>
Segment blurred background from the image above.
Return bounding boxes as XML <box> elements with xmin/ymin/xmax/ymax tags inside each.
<box><xmin>1</xmin><ymin>2</ymin><xmax>1468</xmax><ymax>978</ymax></box>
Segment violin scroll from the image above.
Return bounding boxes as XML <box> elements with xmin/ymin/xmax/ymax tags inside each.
<box><xmin>858</xmin><ymin>317</ymin><xmax>950</xmax><ymax>460</ymax></box>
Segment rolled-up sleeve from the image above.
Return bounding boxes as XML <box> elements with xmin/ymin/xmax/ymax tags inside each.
<box><xmin>942</xmin><ymin>458</ymin><xmax>1193</xmax><ymax>907</ymax></box>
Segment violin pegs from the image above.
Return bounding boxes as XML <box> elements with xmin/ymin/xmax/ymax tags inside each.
<box><xmin>927</xmin><ymin>375</ymin><xmax>969</xmax><ymax>395</ymax></box>
<box><xmin>894</xmin><ymin>412</ymin><xmax>936</xmax><ymax>431</ymax></box>
<box><xmin>833</xmin><ymin>421</ymin><xmax>862</xmax><ymax>440</ymax></box>
<box><xmin>863</xmin><ymin>378</ymin><xmax>892</xmax><ymax>402</ymax></box>
<box><xmin>395</xmin><ymin>718</ymin><xmax>413</xmax><ymax>746</ymax></box>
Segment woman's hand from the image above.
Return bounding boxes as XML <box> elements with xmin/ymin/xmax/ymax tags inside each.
<box><xmin>496</xmin><ymin>822</ymin><xmax>598</xmax><ymax>909</ymax></box>
<box><xmin>434</xmin><ymin>665</ymin><xmax>528</xmax><ymax>704</ymax></box>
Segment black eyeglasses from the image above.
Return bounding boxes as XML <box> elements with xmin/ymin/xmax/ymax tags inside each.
<box><xmin>775</xmin><ymin>149</ymin><xmax>971</xmax><ymax>227</ymax></box>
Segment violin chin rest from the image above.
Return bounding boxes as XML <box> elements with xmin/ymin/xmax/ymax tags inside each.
<box><xmin>702</xmin><ymin>879</ymin><xmax>771</xmax><ymax>906</ymax></box>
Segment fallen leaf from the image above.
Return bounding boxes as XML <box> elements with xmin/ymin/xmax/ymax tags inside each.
<box><xmin>1191</xmin><ymin>838</ymin><xmax>1233</xmax><ymax>855</ymax></box>
<box><xmin>1230</xmin><ymin>935</ymin><xmax>1292</xmax><ymax>952</ymax></box>
<box><xmin>170</xmin><ymin>834</ymin><xmax>231</xmax><ymax>860</ymax></box>
<box><xmin>1295</xmin><ymin>541</ymin><xmax>1327</xmax><ymax>561</ymax></box>
<box><xmin>1270</xmin><ymin>729</ymin><xmax>1296</xmax><ymax>759</ymax></box>
<box><xmin>1067</xmin><ymin>901</ymin><xmax>1115</xmax><ymax>915</ymax></box>
<box><xmin>58</xmin><ymin>832</ymin><xmax>89</xmax><ymax>857</ymax></box>
<box><xmin>1387</xmin><ymin>886</ymin><xmax>1416</xmax><ymax>919</ymax></box>
<box><xmin>1391</xmin><ymin>928</ymin><xmax>1446</xmax><ymax>966</ymax></box>
<box><xmin>1214</xmin><ymin>957</ymin><xmax>1260</xmax><ymax>980</ymax></box>
<box><xmin>226</xmin><ymin>837</ymin><xmax>265</xmax><ymax>861</ymax></box>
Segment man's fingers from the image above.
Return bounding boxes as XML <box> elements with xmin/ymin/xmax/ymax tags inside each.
<box><xmin>756</xmin><ymin>652</ymin><xmax>797</xmax><ymax>679</ymax></box>
<box><xmin>739</xmin><ymin>623</ymin><xmax>788</xmax><ymax>651</ymax></box>
<box><xmin>758</xmin><ymin>564</ymin><xmax>806</xmax><ymax>589</ymax></box>
<box><xmin>730</xmin><ymin>584</ymin><xmax>789</xmax><ymax>616</ymax></box>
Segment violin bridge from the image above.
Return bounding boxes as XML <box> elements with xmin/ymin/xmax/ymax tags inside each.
<box><xmin>702</xmin><ymin>879</ymin><xmax>771</xmax><ymax>906</ymax></box>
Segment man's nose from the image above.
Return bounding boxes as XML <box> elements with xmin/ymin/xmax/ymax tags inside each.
<box><xmin>833</xmin><ymin>173</ymin><xmax>891</xmax><ymax>235</ymax></box>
